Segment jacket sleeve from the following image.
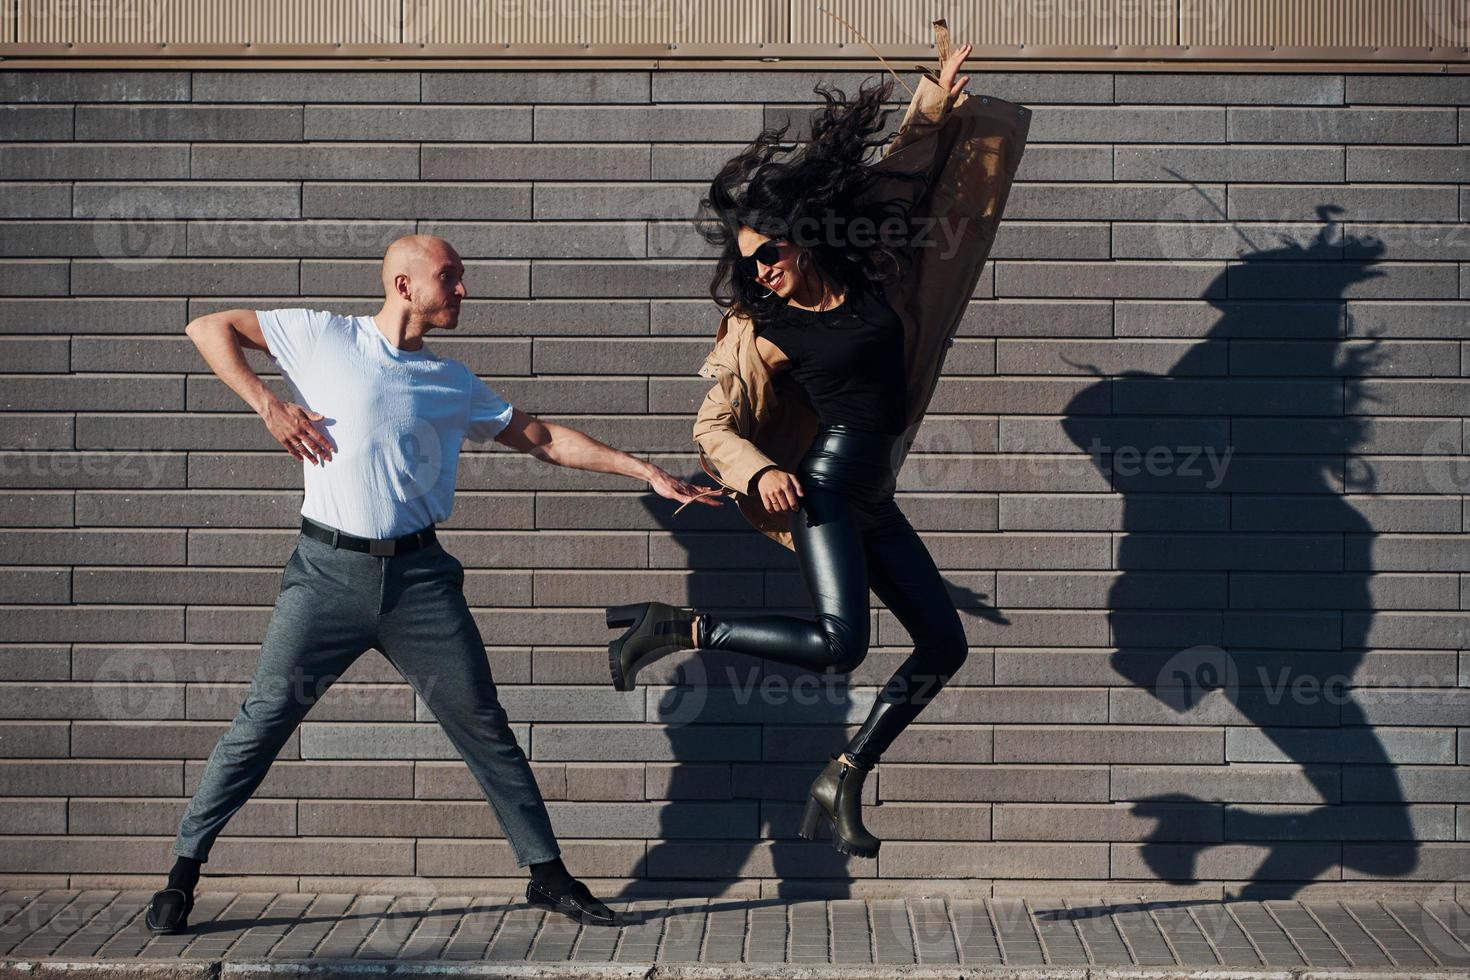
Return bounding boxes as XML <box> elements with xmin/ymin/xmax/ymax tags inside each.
<box><xmin>846</xmin><ymin>73</ymin><xmax>959</xmax><ymax>233</ymax></box>
<box><xmin>865</xmin><ymin>77</ymin><xmax>1030</xmax><ymax>272</ymax></box>
<box><xmin>691</xmin><ymin>373</ymin><xmax>778</xmax><ymax>497</ymax></box>
<box><xmin>876</xmin><ymin>73</ymin><xmax>956</xmax><ymax>176</ymax></box>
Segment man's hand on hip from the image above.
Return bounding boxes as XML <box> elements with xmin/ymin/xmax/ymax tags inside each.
<box><xmin>260</xmin><ymin>396</ymin><xmax>335</xmax><ymax>466</ymax></box>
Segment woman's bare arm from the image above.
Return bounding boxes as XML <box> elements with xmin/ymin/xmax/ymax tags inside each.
<box><xmin>753</xmin><ymin>334</ymin><xmax>791</xmax><ymax>374</ymax></box>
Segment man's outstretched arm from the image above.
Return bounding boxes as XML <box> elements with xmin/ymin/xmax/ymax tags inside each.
<box><xmin>492</xmin><ymin>408</ymin><xmax>721</xmax><ymax>508</ymax></box>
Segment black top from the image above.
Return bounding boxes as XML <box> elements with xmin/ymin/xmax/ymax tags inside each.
<box><xmin>755</xmin><ymin>286</ymin><xmax>907</xmax><ymax>435</ymax></box>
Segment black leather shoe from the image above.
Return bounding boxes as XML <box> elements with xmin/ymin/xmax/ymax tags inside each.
<box><xmin>798</xmin><ymin>753</ymin><xmax>880</xmax><ymax>858</ymax></box>
<box><xmin>145</xmin><ymin>887</ymin><xmax>195</xmax><ymax>934</ymax></box>
<box><xmin>605</xmin><ymin>601</ymin><xmax>697</xmax><ymax>692</ymax></box>
<box><xmin>525</xmin><ymin>877</ymin><xmax>619</xmax><ymax>926</ymax></box>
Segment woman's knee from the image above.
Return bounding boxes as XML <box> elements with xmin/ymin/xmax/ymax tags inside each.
<box><xmin>934</xmin><ymin>639</ymin><xmax>968</xmax><ymax>677</ymax></box>
<box><xmin>824</xmin><ymin>624</ymin><xmax>871</xmax><ymax>674</ymax></box>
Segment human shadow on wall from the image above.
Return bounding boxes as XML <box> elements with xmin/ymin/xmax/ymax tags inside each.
<box><xmin>623</xmin><ymin>474</ymin><xmax>1005</xmax><ymax>902</ymax></box>
<box><xmin>1058</xmin><ymin>202</ymin><xmax>1415</xmax><ymax>900</ymax></box>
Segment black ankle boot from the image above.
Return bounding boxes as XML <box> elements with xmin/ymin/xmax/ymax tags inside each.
<box><xmin>798</xmin><ymin>753</ymin><xmax>879</xmax><ymax>858</ymax></box>
<box><xmin>842</xmin><ymin>696</ymin><xmax>904</xmax><ymax>772</ymax></box>
<box><xmin>604</xmin><ymin>601</ymin><xmax>697</xmax><ymax>692</ymax></box>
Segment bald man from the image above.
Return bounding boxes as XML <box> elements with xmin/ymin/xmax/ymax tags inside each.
<box><xmin>151</xmin><ymin>236</ymin><xmax>718</xmax><ymax>933</ymax></box>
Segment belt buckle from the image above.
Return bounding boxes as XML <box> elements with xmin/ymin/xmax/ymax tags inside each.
<box><xmin>368</xmin><ymin>538</ymin><xmax>395</xmax><ymax>557</ymax></box>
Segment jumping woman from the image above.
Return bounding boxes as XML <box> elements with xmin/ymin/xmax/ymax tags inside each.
<box><xmin>605</xmin><ymin>22</ymin><xmax>1030</xmax><ymax>859</ymax></box>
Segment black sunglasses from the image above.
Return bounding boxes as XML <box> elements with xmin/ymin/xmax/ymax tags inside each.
<box><xmin>737</xmin><ymin>239</ymin><xmax>787</xmax><ymax>281</ymax></box>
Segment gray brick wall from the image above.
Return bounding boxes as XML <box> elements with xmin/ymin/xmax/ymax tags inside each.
<box><xmin>0</xmin><ymin>67</ymin><xmax>1467</xmax><ymax>899</ymax></box>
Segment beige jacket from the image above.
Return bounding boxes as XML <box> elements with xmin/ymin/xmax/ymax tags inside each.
<box><xmin>679</xmin><ymin>31</ymin><xmax>1033</xmax><ymax>551</ymax></box>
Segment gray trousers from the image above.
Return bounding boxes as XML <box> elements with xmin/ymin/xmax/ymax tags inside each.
<box><xmin>172</xmin><ymin>523</ymin><xmax>561</xmax><ymax>868</ymax></box>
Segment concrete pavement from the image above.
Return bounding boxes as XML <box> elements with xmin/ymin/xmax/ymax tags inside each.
<box><xmin>2</xmin><ymin>888</ymin><xmax>1469</xmax><ymax>978</ymax></box>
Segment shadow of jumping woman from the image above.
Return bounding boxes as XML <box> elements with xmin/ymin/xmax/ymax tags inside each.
<box><xmin>1059</xmin><ymin>202</ymin><xmax>1417</xmax><ymax>900</ymax></box>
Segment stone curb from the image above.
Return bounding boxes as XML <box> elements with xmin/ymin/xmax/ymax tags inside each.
<box><xmin>2</xmin><ymin>959</ymin><xmax>1465</xmax><ymax>980</ymax></box>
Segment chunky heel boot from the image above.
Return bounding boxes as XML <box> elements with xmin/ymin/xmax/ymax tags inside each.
<box><xmin>796</xmin><ymin>753</ymin><xmax>879</xmax><ymax>858</ymax></box>
<box><xmin>605</xmin><ymin>601</ymin><xmax>697</xmax><ymax>692</ymax></box>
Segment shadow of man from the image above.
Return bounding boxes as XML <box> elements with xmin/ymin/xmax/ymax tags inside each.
<box><xmin>1059</xmin><ymin>202</ymin><xmax>1417</xmax><ymax>901</ymax></box>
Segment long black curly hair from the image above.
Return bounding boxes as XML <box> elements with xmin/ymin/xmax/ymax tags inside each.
<box><xmin>697</xmin><ymin>75</ymin><xmax>927</xmax><ymax>323</ymax></box>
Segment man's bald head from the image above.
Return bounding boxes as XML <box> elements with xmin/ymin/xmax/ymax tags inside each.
<box><xmin>381</xmin><ymin>234</ymin><xmax>460</xmax><ymax>296</ymax></box>
<box><xmin>379</xmin><ymin>234</ymin><xmax>466</xmax><ymax>332</ymax></box>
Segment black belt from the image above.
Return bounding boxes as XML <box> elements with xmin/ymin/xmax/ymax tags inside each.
<box><xmin>300</xmin><ymin>517</ymin><xmax>437</xmax><ymax>557</ymax></box>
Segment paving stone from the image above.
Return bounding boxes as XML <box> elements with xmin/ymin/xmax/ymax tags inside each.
<box><xmin>4</xmin><ymin>886</ymin><xmax>1470</xmax><ymax>973</ymax></box>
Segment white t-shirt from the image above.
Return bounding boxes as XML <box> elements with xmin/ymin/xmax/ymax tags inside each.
<box><xmin>256</xmin><ymin>307</ymin><xmax>515</xmax><ymax>538</ymax></box>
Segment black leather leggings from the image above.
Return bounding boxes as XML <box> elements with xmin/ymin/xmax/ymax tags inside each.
<box><xmin>697</xmin><ymin>423</ymin><xmax>969</xmax><ymax>769</ymax></box>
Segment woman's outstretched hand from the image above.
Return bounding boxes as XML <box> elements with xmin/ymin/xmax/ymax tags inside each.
<box><xmin>938</xmin><ymin>41</ymin><xmax>972</xmax><ymax>99</ymax></box>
